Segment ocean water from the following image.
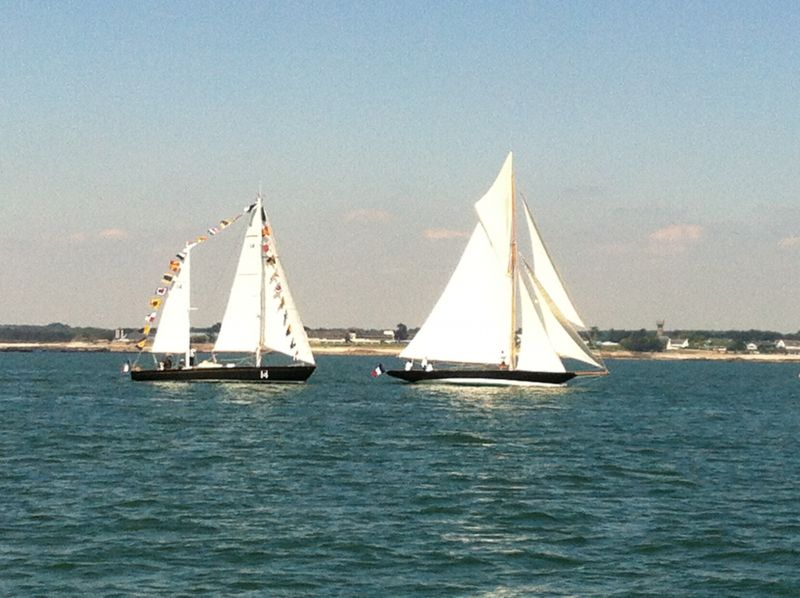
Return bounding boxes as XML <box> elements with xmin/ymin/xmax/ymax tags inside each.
<box><xmin>1</xmin><ymin>352</ymin><xmax>798</xmax><ymax>596</ymax></box>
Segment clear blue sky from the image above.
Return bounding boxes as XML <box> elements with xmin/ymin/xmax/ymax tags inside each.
<box><xmin>1</xmin><ymin>1</ymin><xmax>798</xmax><ymax>331</ymax></box>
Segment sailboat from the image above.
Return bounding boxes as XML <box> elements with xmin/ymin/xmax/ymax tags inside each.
<box><xmin>130</xmin><ymin>194</ymin><xmax>316</xmax><ymax>383</ymax></box>
<box><xmin>386</xmin><ymin>153</ymin><xmax>606</xmax><ymax>387</ymax></box>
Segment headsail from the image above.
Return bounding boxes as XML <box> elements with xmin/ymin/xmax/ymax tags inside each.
<box><xmin>261</xmin><ymin>215</ymin><xmax>315</xmax><ymax>365</ymax></box>
<box><xmin>515</xmin><ymin>269</ymin><xmax>566</xmax><ymax>373</ymax></box>
<box><xmin>521</xmin><ymin>198</ymin><xmax>586</xmax><ymax>330</ymax></box>
<box><xmin>521</xmin><ymin>261</ymin><xmax>602</xmax><ymax>369</ymax></box>
<box><xmin>151</xmin><ymin>247</ymin><xmax>192</xmax><ymax>354</ymax></box>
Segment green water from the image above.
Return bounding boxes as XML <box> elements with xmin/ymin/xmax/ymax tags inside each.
<box><xmin>1</xmin><ymin>353</ymin><xmax>798</xmax><ymax>595</ymax></box>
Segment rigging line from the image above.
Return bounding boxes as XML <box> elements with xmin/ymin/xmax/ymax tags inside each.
<box><xmin>509</xmin><ymin>160</ymin><xmax>519</xmax><ymax>369</ymax></box>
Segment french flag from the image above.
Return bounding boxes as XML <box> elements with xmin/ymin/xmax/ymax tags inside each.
<box><xmin>371</xmin><ymin>363</ymin><xmax>385</xmax><ymax>378</ymax></box>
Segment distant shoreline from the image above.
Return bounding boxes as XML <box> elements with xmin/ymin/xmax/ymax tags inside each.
<box><xmin>2</xmin><ymin>341</ymin><xmax>800</xmax><ymax>363</ymax></box>
<box><xmin>0</xmin><ymin>341</ymin><xmax>405</xmax><ymax>355</ymax></box>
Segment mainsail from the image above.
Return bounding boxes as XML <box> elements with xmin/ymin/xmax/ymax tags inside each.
<box><xmin>400</xmin><ymin>223</ymin><xmax>512</xmax><ymax>364</ymax></box>
<box><xmin>213</xmin><ymin>204</ymin><xmax>263</xmax><ymax>353</ymax></box>
<box><xmin>400</xmin><ymin>154</ymin><xmax>515</xmax><ymax>365</ymax></box>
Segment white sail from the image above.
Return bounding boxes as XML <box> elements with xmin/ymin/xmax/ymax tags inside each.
<box><xmin>400</xmin><ymin>153</ymin><xmax>602</xmax><ymax>380</ymax></box>
<box><xmin>527</xmin><ymin>265</ymin><xmax>603</xmax><ymax>368</ymax></box>
<box><xmin>262</xmin><ymin>224</ymin><xmax>315</xmax><ymax>365</ymax></box>
<box><xmin>151</xmin><ymin>248</ymin><xmax>192</xmax><ymax>354</ymax></box>
<box><xmin>400</xmin><ymin>222</ymin><xmax>512</xmax><ymax>364</ymax></box>
<box><xmin>475</xmin><ymin>151</ymin><xmax>514</xmax><ymax>269</ymax></box>
<box><xmin>521</xmin><ymin>199</ymin><xmax>586</xmax><ymax>330</ymax></box>
<box><xmin>401</xmin><ymin>154</ymin><xmax>517</xmax><ymax>365</ymax></box>
<box><xmin>213</xmin><ymin>205</ymin><xmax>262</xmax><ymax>353</ymax></box>
<box><xmin>515</xmin><ymin>271</ymin><xmax>566</xmax><ymax>373</ymax></box>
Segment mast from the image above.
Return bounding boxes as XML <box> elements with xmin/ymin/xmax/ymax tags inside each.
<box><xmin>509</xmin><ymin>156</ymin><xmax>518</xmax><ymax>369</ymax></box>
<box><xmin>256</xmin><ymin>193</ymin><xmax>265</xmax><ymax>367</ymax></box>
<box><xmin>184</xmin><ymin>248</ymin><xmax>192</xmax><ymax>368</ymax></box>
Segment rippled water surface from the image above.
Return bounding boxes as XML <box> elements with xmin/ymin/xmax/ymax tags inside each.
<box><xmin>1</xmin><ymin>353</ymin><xmax>799</xmax><ymax>595</ymax></box>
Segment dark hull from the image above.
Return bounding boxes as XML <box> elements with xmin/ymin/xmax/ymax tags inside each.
<box><xmin>385</xmin><ymin>368</ymin><xmax>576</xmax><ymax>386</ymax></box>
<box><xmin>131</xmin><ymin>365</ymin><xmax>315</xmax><ymax>383</ymax></box>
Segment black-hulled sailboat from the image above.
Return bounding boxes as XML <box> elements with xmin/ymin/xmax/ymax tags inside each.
<box><xmin>386</xmin><ymin>153</ymin><xmax>606</xmax><ymax>387</ymax></box>
<box><xmin>130</xmin><ymin>194</ymin><xmax>315</xmax><ymax>383</ymax></box>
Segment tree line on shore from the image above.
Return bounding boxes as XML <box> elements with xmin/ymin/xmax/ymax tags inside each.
<box><xmin>594</xmin><ymin>328</ymin><xmax>800</xmax><ymax>353</ymax></box>
<box><xmin>0</xmin><ymin>323</ymin><xmax>115</xmax><ymax>343</ymax></box>
<box><xmin>2</xmin><ymin>323</ymin><xmax>799</xmax><ymax>353</ymax></box>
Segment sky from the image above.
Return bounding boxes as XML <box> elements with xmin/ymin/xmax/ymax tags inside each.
<box><xmin>1</xmin><ymin>1</ymin><xmax>798</xmax><ymax>332</ymax></box>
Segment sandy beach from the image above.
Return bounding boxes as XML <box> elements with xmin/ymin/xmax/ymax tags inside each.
<box><xmin>2</xmin><ymin>341</ymin><xmax>800</xmax><ymax>363</ymax></box>
<box><xmin>0</xmin><ymin>341</ymin><xmax>402</xmax><ymax>355</ymax></box>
